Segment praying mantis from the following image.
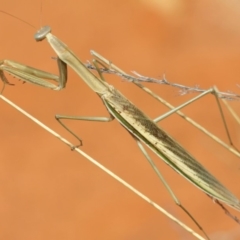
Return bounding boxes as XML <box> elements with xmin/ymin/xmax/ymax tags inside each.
<box><xmin>1</xmin><ymin>24</ymin><xmax>240</xmax><ymax>240</ymax></box>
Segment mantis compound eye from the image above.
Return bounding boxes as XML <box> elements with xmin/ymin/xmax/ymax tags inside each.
<box><xmin>34</xmin><ymin>26</ymin><xmax>52</xmax><ymax>41</ymax></box>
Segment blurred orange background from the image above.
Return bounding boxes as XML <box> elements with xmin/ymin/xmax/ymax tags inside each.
<box><xmin>1</xmin><ymin>0</ymin><xmax>240</xmax><ymax>239</ymax></box>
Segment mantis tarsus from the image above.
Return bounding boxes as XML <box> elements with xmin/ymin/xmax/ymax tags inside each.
<box><xmin>1</xmin><ymin>25</ymin><xmax>240</xmax><ymax>239</ymax></box>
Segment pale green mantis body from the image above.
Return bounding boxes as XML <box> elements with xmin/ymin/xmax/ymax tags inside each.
<box><xmin>1</xmin><ymin>26</ymin><xmax>240</xmax><ymax>239</ymax></box>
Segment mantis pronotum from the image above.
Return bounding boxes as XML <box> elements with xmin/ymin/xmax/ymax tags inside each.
<box><xmin>1</xmin><ymin>24</ymin><xmax>240</xmax><ymax>239</ymax></box>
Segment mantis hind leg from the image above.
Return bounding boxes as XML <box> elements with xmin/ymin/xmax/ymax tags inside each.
<box><xmin>134</xmin><ymin>137</ymin><xmax>210</xmax><ymax>240</ymax></box>
<box><xmin>152</xmin><ymin>86</ymin><xmax>240</xmax><ymax>154</ymax></box>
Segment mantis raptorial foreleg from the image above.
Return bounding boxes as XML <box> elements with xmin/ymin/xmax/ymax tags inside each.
<box><xmin>90</xmin><ymin>51</ymin><xmax>240</xmax><ymax>158</ymax></box>
<box><xmin>0</xmin><ymin>57</ymin><xmax>67</xmax><ymax>90</ymax></box>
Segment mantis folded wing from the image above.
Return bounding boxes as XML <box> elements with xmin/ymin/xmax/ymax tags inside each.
<box><xmin>1</xmin><ymin>25</ymin><xmax>240</xmax><ymax>239</ymax></box>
